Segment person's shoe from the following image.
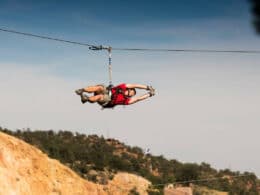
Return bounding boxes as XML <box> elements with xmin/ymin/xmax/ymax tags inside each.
<box><xmin>81</xmin><ymin>94</ymin><xmax>89</xmax><ymax>104</ymax></box>
<box><xmin>75</xmin><ymin>88</ymin><xmax>84</xmax><ymax>95</ymax></box>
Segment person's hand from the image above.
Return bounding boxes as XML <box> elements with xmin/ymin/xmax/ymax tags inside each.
<box><xmin>148</xmin><ymin>86</ymin><xmax>155</xmax><ymax>97</ymax></box>
<box><xmin>146</xmin><ymin>85</ymin><xmax>153</xmax><ymax>91</ymax></box>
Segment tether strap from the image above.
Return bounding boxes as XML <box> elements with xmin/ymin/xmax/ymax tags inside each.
<box><xmin>89</xmin><ymin>45</ymin><xmax>113</xmax><ymax>85</ymax></box>
<box><xmin>108</xmin><ymin>47</ymin><xmax>112</xmax><ymax>85</ymax></box>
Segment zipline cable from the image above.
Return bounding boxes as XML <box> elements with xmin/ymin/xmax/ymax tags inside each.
<box><xmin>1</xmin><ymin>27</ymin><xmax>260</xmax><ymax>54</ymax></box>
<box><xmin>151</xmin><ymin>173</ymin><xmax>255</xmax><ymax>187</ymax></box>
<box><xmin>0</xmin><ymin>27</ymin><xmax>96</xmax><ymax>47</ymax></box>
<box><xmin>113</xmin><ymin>47</ymin><xmax>260</xmax><ymax>54</ymax></box>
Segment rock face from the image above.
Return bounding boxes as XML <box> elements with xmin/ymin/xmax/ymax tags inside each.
<box><xmin>0</xmin><ymin>132</ymin><xmax>150</xmax><ymax>195</ymax></box>
<box><xmin>164</xmin><ymin>186</ymin><xmax>193</xmax><ymax>195</ymax></box>
<box><xmin>164</xmin><ymin>186</ymin><xmax>228</xmax><ymax>195</ymax></box>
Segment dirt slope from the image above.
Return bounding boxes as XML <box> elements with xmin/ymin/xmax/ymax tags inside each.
<box><xmin>0</xmin><ymin>132</ymin><xmax>150</xmax><ymax>195</ymax></box>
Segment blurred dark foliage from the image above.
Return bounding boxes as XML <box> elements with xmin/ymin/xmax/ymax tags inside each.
<box><xmin>250</xmin><ymin>0</ymin><xmax>260</xmax><ymax>34</ymax></box>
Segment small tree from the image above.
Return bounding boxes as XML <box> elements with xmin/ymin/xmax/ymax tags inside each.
<box><xmin>175</xmin><ymin>163</ymin><xmax>200</xmax><ymax>185</ymax></box>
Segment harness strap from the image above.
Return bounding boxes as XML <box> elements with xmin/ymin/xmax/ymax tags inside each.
<box><xmin>99</xmin><ymin>85</ymin><xmax>114</xmax><ymax>107</ymax></box>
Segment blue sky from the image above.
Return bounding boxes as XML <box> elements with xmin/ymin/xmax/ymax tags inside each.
<box><xmin>0</xmin><ymin>0</ymin><xmax>255</xmax><ymax>47</ymax></box>
<box><xmin>1</xmin><ymin>0</ymin><xmax>260</xmax><ymax>177</ymax></box>
<box><xmin>0</xmin><ymin>0</ymin><xmax>258</xmax><ymax>78</ymax></box>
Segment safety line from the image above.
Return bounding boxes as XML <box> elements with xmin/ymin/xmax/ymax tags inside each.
<box><xmin>1</xmin><ymin>27</ymin><xmax>260</xmax><ymax>54</ymax></box>
<box><xmin>0</xmin><ymin>27</ymin><xmax>95</xmax><ymax>47</ymax></box>
<box><xmin>151</xmin><ymin>173</ymin><xmax>255</xmax><ymax>187</ymax></box>
<box><xmin>113</xmin><ymin>47</ymin><xmax>260</xmax><ymax>53</ymax></box>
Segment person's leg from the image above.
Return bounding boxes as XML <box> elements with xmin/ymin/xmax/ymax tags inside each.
<box><xmin>87</xmin><ymin>94</ymin><xmax>104</xmax><ymax>103</ymax></box>
<box><xmin>83</xmin><ymin>85</ymin><xmax>105</xmax><ymax>93</ymax></box>
<box><xmin>75</xmin><ymin>85</ymin><xmax>105</xmax><ymax>96</ymax></box>
<box><xmin>80</xmin><ymin>93</ymin><xmax>104</xmax><ymax>104</ymax></box>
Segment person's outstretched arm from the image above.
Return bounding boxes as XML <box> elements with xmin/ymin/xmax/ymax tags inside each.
<box><xmin>128</xmin><ymin>93</ymin><xmax>151</xmax><ymax>105</ymax></box>
<box><xmin>126</xmin><ymin>84</ymin><xmax>149</xmax><ymax>90</ymax></box>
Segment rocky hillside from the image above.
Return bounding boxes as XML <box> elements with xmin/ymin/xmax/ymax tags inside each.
<box><xmin>0</xmin><ymin>131</ymin><xmax>151</xmax><ymax>195</ymax></box>
<box><xmin>1</xmin><ymin>128</ymin><xmax>260</xmax><ymax>195</ymax></box>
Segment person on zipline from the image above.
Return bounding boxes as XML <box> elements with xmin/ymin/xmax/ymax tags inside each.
<box><xmin>75</xmin><ymin>83</ymin><xmax>155</xmax><ymax>108</ymax></box>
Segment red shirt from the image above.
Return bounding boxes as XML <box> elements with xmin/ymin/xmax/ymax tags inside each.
<box><xmin>110</xmin><ymin>84</ymin><xmax>130</xmax><ymax>105</ymax></box>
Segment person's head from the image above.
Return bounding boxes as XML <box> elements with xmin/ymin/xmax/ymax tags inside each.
<box><xmin>125</xmin><ymin>88</ymin><xmax>136</xmax><ymax>97</ymax></box>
